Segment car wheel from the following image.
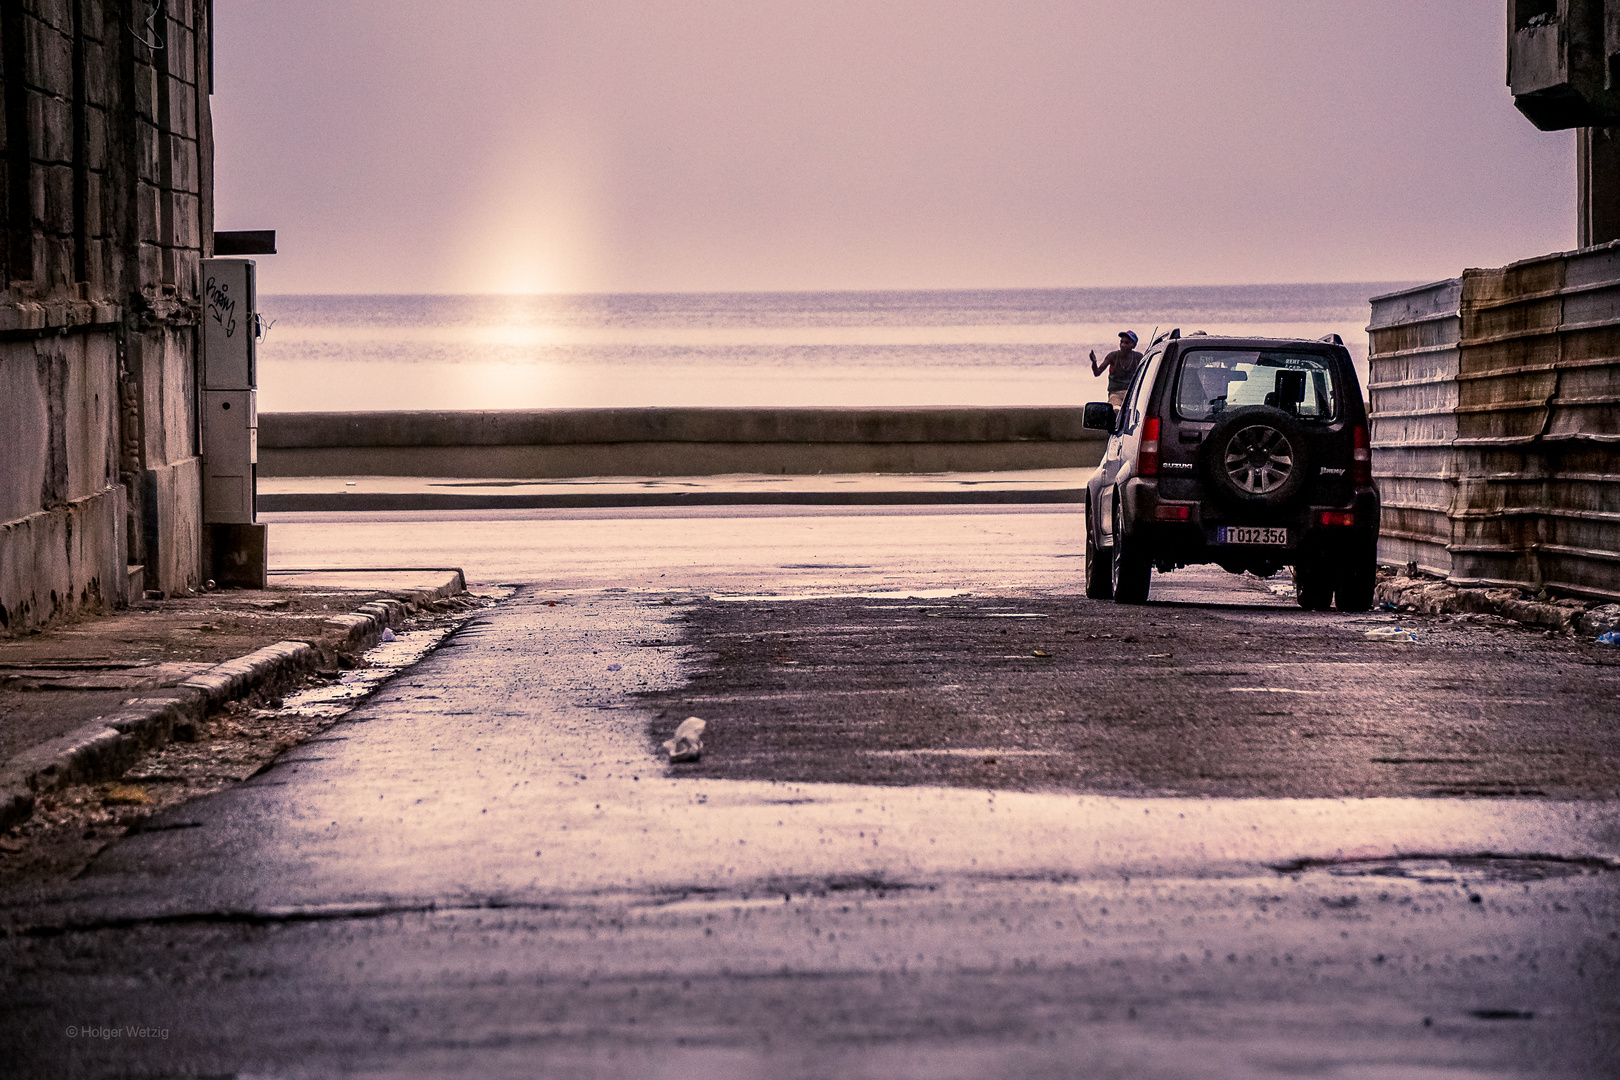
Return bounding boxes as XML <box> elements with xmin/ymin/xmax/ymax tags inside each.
<box><xmin>1085</xmin><ymin>499</ymin><xmax>1113</xmax><ymax>600</ymax></box>
<box><xmin>1334</xmin><ymin>546</ymin><xmax>1377</xmax><ymax>612</ymax></box>
<box><xmin>1111</xmin><ymin>496</ymin><xmax>1151</xmax><ymax>604</ymax></box>
<box><xmin>1293</xmin><ymin>561</ymin><xmax>1333</xmax><ymax>610</ymax></box>
<box><xmin>1199</xmin><ymin>406</ymin><xmax>1315</xmax><ymax>510</ymax></box>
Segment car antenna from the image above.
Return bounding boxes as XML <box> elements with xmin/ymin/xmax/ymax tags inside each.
<box><xmin>1146</xmin><ymin>325</ymin><xmax>1160</xmax><ymax>348</ymax></box>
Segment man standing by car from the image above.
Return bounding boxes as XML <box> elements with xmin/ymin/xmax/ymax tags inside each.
<box><xmin>1090</xmin><ymin>330</ymin><xmax>1142</xmax><ymax>408</ymax></box>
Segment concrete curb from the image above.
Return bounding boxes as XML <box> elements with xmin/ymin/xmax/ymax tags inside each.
<box><xmin>0</xmin><ymin>572</ymin><xmax>468</xmax><ymax>833</ymax></box>
<box><xmin>1374</xmin><ymin>576</ymin><xmax>1620</xmax><ymax>637</ymax></box>
<box><xmin>260</xmin><ymin>489</ymin><xmax>1085</xmax><ymax>512</ymax></box>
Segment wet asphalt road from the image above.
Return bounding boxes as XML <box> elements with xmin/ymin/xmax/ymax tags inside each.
<box><xmin>3</xmin><ymin>507</ymin><xmax>1618</xmax><ymax>1078</ymax></box>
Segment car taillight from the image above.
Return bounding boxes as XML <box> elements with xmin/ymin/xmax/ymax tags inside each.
<box><xmin>1155</xmin><ymin>504</ymin><xmax>1191</xmax><ymax>521</ymax></box>
<box><xmin>1320</xmin><ymin>511</ymin><xmax>1355</xmax><ymax>526</ymax></box>
<box><xmin>1138</xmin><ymin>417</ymin><xmax>1160</xmax><ymax>477</ymax></box>
<box><xmin>1351</xmin><ymin>425</ymin><xmax>1371</xmax><ymax>486</ymax></box>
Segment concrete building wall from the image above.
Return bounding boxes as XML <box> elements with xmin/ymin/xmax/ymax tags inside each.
<box><xmin>1</xmin><ymin>0</ymin><xmax>213</xmax><ymax>634</ymax></box>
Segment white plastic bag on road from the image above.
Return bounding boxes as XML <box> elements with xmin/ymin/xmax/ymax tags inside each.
<box><xmin>664</xmin><ymin>717</ymin><xmax>707</xmax><ymax>763</ymax></box>
<box><xmin>1364</xmin><ymin>626</ymin><xmax>1418</xmax><ymax>643</ymax></box>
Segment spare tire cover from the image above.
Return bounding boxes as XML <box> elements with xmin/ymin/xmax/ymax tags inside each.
<box><xmin>1198</xmin><ymin>406</ymin><xmax>1314</xmax><ymax>509</ymax></box>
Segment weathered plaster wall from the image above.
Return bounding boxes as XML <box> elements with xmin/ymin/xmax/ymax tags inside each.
<box><xmin>2</xmin><ymin>0</ymin><xmax>213</xmax><ymax>634</ymax></box>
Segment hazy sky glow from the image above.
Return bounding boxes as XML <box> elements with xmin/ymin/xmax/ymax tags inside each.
<box><xmin>212</xmin><ymin>1</ymin><xmax>1575</xmax><ymax>295</ymax></box>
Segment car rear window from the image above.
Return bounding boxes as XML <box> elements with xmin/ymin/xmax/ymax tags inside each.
<box><xmin>1174</xmin><ymin>349</ymin><xmax>1339</xmax><ymax>422</ymax></box>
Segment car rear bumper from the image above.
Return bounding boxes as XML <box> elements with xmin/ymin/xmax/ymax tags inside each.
<box><xmin>1118</xmin><ymin>478</ymin><xmax>1379</xmax><ymax>564</ymax></box>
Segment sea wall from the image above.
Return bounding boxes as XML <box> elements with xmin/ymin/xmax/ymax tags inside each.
<box><xmin>258</xmin><ymin>408</ymin><xmax>1106</xmax><ymax>477</ymax></box>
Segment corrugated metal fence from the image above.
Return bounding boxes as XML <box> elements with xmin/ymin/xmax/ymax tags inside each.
<box><xmin>1368</xmin><ymin>245</ymin><xmax>1620</xmax><ymax>601</ymax></box>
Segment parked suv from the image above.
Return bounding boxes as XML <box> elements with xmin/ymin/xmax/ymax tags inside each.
<box><xmin>1082</xmin><ymin>330</ymin><xmax>1379</xmax><ymax>610</ymax></box>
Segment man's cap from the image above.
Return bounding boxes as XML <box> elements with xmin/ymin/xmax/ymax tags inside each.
<box><xmin>1119</xmin><ymin>330</ymin><xmax>1138</xmax><ymax>345</ymax></box>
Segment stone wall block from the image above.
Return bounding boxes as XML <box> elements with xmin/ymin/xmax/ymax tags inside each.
<box><xmin>171</xmin><ymin>192</ymin><xmax>199</xmax><ymax>247</ymax></box>
<box><xmin>141</xmin><ymin>327</ymin><xmax>197</xmax><ymax>464</ymax></box>
<box><xmin>167</xmin><ymin>32</ymin><xmax>196</xmax><ymax>86</ymax></box>
<box><xmin>24</xmin><ymin>14</ymin><xmax>73</xmax><ymax>96</ymax></box>
<box><xmin>0</xmin><ymin>348</ymin><xmax>51</xmax><ymax>523</ymax></box>
<box><xmin>136</xmin><ymin>241</ymin><xmax>162</xmax><ymax>284</ymax></box>
<box><xmin>30</xmin><ymin>91</ymin><xmax>74</xmax><ymax>163</ymax></box>
<box><xmin>81</xmin><ymin>169</ymin><xmax>102</xmax><ymax>234</ymax></box>
<box><xmin>135</xmin><ymin>122</ymin><xmax>162</xmax><ymax>182</ymax></box>
<box><xmin>40</xmin><ymin>235</ymin><xmax>73</xmax><ymax>291</ymax></box>
<box><xmin>96</xmin><ymin>186</ymin><xmax>119</xmax><ymax>240</ymax></box>
<box><xmin>34</xmin><ymin>0</ymin><xmax>74</xmax><ymax>33</ymax></box>
<box><xmin>89</xmin><ymin>237</ymin><xmax>117</xmax><ymax>291</ymax></box>
<box><xmin>0</xmin><ymin>485</ymin><xmax>126</xmax><ymax>634</ymax></box>
<box><xmin>39</xmin><ymin>162</ymin><xmax>74</xmax><ymax>234</ymax></box>
<box><xmin>84</xmin><ymin>105</ymin><xmax>108</xmax><ymax>171</ymax></box>
<box><xmin>83</xmin><ymin>40</ymin><xmax>115</xmax><ymax>107</ymax></box>
<box><xmin>172</xmin><ymin>248</ymin><xmax>198</xmax><ymax>295</ymax></box>
<box><xmin>131</xmin><ymin>59</ymin><xmax>157</xmax><ymax>122</ymax></box>
<box><xmin>166</xmin><ymin>78</ymin><xmax>195</xmax><ymax>137</ymax></box>
<box><xmin>169</xmin><ymin>138</ymin><xmax>197</xmax><ymax>194</ymax></box>
<box><xmin>169</xmin><ymin>2</ymin><xmax>198</xmax><ymax>33</ymax></box>
<box><xmin>64</xmin><ymin>331</ymin><xmax>121</xmax><ymax>501</ymax></box>
<box><xmin>144</xmin><ymin>455</ymin><xmax>202</xmax><ymax>595</ymax></box>
<box><xmin>135</xmin><ymin>181</ymin><xmax>160</xmax><ymax>242</ymax></box>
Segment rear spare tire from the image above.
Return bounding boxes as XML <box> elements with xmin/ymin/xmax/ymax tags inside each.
<box><xmin>1199</xmin><ymin>406</ymin><xmax>1314</xmax><ymax>510</ymax></box>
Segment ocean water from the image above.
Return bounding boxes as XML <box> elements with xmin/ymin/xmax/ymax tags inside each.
<box><xmin>255</xmin><ymin>284</ymin><xmax>1414</xmax><ymax>413</ymax></box>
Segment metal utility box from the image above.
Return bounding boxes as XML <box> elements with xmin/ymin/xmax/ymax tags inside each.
<box><xmin>200</xmin><ymin>258</ymin><xmax>259</xmax><ymax>525</ymax></box>
<box><xmin>1507</xmin><ymin>0</ymin><xmax>1620</xmax><ymax>129</ymax></box>
<box><xmin>203</xmin><ymin>259</ymin><xmax>257</xmax><ymax>390</ymax></box>
<box><xmin>201</xmin><ymin>390</ymin><xmax>257</xmax><ymax>524</ymax></box>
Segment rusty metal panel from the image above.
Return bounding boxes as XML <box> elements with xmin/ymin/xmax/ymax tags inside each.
<box><xmin>1367</xmin><ymin>280</ymin><xmax>1460</xmax><ymax>577</ymax></box>
<box><xmin>1443</xmin><ymin>247</ymin><xmax>1620</xmax><ymax>599</ymax></box>
<box><xmin>1366</xmin><ymin>249</ymin><xmax>1620</xmax><ymax>601</ymax></box>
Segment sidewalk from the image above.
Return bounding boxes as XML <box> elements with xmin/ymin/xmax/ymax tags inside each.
<box><xmin>257</xmin><ymin>469</ymin><xmax>1088</xmax><ymax>511</ymax></box>
<box><xmin>0</xmin><ymin>569</ymin><xmax>467</xmax><ymax>833</ymax></box>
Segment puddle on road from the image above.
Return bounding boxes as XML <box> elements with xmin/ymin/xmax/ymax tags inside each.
<box><xmin>276</xmin><ymin>628</ymin><xmax>456</xmax><ymax>719</ymax></box>
<box><xmin>864</xmin><ymin>748</ymin><xmax>1058</xmax><ymax>758</ymax></box>
<box><xmin>710</xmin><ymin>589</ymin><xmax>969</xmax><ymax>602</ymax></box>
<box><xmin>1273</xmin><ymin>854</ymin><xmax>1619</xmax><ymax>884</ymax></box>
<box><xmin>276</xmin><ymin>589</ymin><xmax>512</xmax><ymax>720</ymax></box>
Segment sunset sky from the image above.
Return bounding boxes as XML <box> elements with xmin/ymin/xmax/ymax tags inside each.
<box><xmin>212</xmin><ymin>1</ymin><xmax>1575</xmax><ymax>296</ymax></box>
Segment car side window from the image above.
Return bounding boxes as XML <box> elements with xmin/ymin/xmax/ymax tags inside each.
<box><xmin>1120</xmin><ymin>350</ymin><xmax>1162</xmax><ymax>434</ymax></box>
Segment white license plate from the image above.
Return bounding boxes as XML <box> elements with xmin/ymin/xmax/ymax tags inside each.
<box><xmin>1217</xmin><ymin>526</ymin><xmax>1289</xmax><ymax>545</ymax></box>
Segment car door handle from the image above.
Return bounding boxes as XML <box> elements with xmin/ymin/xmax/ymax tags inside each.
<box><xmin>1178</xmin><ymin>431</ymin><xmax>1202</xmax><ymax>443</ymax></box>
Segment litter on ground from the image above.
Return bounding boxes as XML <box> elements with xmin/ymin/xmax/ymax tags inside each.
<box><xmin>664</xmin><ymin>716</ymin><xmax>707</xmax><ymax>763</ymax></box>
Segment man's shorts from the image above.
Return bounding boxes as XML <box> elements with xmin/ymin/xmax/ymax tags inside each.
<box><xmin>1108</xmin><ymin>390</ymin><xmax>1127</xmax><ymax>409</ymax></box>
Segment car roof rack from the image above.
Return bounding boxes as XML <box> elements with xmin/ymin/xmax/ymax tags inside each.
<box><xmin>1320</xmin><ymin>332</ymin><xmax>1344</xmax><ymax>345</ymax></box>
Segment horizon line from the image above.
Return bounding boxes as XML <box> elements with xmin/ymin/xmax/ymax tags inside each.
<box><xmin>256</xmin><ymin>279</ymin><xmax>1432</xmax><ymax>300</ymax></box>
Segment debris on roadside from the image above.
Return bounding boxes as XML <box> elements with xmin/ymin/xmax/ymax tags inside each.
<box><xmin>102</xmin><ymin>784</ymin><xmax>151</xmax><ymax>806</ymax></box>
<box><xmin>1374</xmin><ymin>574</ymin><xmax>1614</xmax><ymax>638</ymax></box>
<box><xmin>664</xmin><ymin>717</ymin><xmax>707</xmax><ymax>763</ymax></box>
<box><xmin>1364</xmin><ymin>627</ymin><xmax>1418</xmax><ymax>643</ymax></box>
<box><xmin>1598</xmin><ymin>631</ymin><xmax>1620</xmax><ymax>646</ymax></box>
